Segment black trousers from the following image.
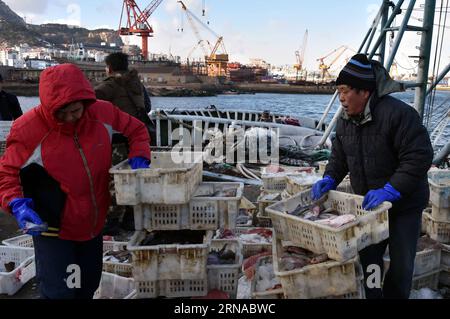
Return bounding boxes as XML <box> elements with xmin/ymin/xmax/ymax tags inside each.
<box><xmin>32</xmin><ymin>234</ymin><xmax>103</xmax><ymax>299</ymax></box>
<box><xmin>359</xmin><ymin>194</ymin><xmax>427</xmax><ymax>299</ymax></box>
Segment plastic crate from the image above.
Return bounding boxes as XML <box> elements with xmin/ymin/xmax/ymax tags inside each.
<box><xmin>431</xmin><ymin>205</ymin><xmax>450</xmax><ymax>223</ymax></box>
<box><xmin>317</xmin><ymin>161</ymin><xmax>328</xmax><ymax>175</ymax></box>
<box><xmin>127</xmin><ymin>230</ymin><xmax>212</xmax><ymax>281</ymax></box>
<box><xmin>440</xmin><ymin>266</ymin><xmax>450</xmax><ymax>286</ymax></box>
<box><xmin>134</xmin><ymin>278</ymin><xmax>208</xmax><ymax>299</ymax></box>
<box><xmin>383</xmin><ymin>240</ymin><xmax>441</xmax><ymax>277</ymax></box>
<box><xmin>110</xmin><ymin>151</ymin><xmax>203</xmax><ymax>205</ymax></box>
<box><xmin>94</xmin><ymin>272</ymin><xmax>136</xmax><ymax>299</ymax></box>
<box><xmin>134</xmin><ymin>182</ymin><xmax>243</xmax><ymax>231</ymax></box>
<box><xmin>207</xmin><ymin>239</ymin><xmax>243</xmax><ymax>299</ymax></box>
<box><xmin>272</xmin><ymin>234</ymin><xmax>361</xmax><ymax>299</ymax></box>
<box><xmin>441</xmin><ymin>244</ymin><xmax>450</xmax><ymax>268</ymax></box>
<box><xmin>102</xmin><ymin>241</ymin><xmax>133</xmax><ymax>278</ymax></box>
<box><xmin>285</xmin><ymin>173</ymin><xmax>321</xmax><ymax>197</ymax></box>
<box><xmin>266</xmin><ymin>190</ymin><xmax>391</xmax><ymax>262</ymax></box>
<box><xmin>318</xmin><ymin>277</ymin><xmax>365</xmax><ymax>299</ymax></box>
<box><xmin>257</xmin><ymin>191</ymin><xmax>282</xmax><ymax>217</ymax></box>
<box><xmin>423</xmin><ymin>212</ymin><xmax>450</xmax><ymax>243</ymax></box>
<box><xmin>250</xmin><ymin>256</ymin><xmax>284</xmax><ymax>299</ymax></box>
<box><xmin>0</xmin><ymin>246</ymin><xmax>35</xmax><ymax>296</ymax></box>
<box><xmin>2</xmin><ymin>235</ymin><xmax>34</xmax><ymax>248</ymax></box>
<box><xmin>234</xmin><ymin>227</ymin><xmax>272</xmax><ymax>258</ymax></box>
<box><xmin>428</xmin><ymin>170</ymin><xmax>450</xmax><ymax>208</ymax></box>
<box><xmin>256</xmin><ymin>213</ymin><xmax>272</xmax><ymax>228</ymax></box>
<box><xmin>411</xmin><ymin>270</ymin><xmax>440</xmax><ymax>290</ymax></box>
<box><xmin>261</xmin><ymin>167</ymin><xmax>314</xmax><ymax>193</ymax></box>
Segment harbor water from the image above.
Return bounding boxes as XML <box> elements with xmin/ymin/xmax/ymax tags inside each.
<box><xmin>18</xmin><ymin>91</ymin><xmax>450</xmax><ymax>147</ymax></box>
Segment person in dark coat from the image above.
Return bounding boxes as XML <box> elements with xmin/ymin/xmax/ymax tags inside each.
<box><xmin>0</xmin><ymin>74</ymin><xmax>23</xmax><ymax>120</ymax></box>
<box><xmin>312</xmin><ymin>54</ymin><xmax>434</xmax><ymax>299</ymax></box>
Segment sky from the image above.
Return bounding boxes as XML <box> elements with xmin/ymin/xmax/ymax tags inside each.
<box><xmin>3</xmin><ymin>0</ymin><xmax>450</xmax><ymax>74</ymax></box>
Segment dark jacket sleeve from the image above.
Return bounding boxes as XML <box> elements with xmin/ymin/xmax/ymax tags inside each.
<box><xmin>389</xmin><ymin>106</ymin><xmax>434</xmax><ymax>195</ymax></box>
<box><xmin>142</xmin><ymin>84</ymin><xmax>151</xmax><ymax>113</ymax></box>
<box><xmin>324</xmin><ymin>125</ymin><xmax>349</xmax><ymax>184</ymax></box>
<box><xmin>94</xmin><ymin>82</ymin><xmax>113</xmax><ymax>101</ymax></box>
<box><xmin>8</xmin><ymin>94</ymin><xmax>22</xmax><ymax>119</ymax></box>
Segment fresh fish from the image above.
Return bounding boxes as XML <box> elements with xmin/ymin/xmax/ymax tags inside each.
<box><xmin>4</xmin><ymin>262</ymin><xmax>15</xmax><ymax>272</ymax></box>
<box><xmin>310</xmin><ymin>254</ymin><xmax>329</xmax><ymax>264</ymax></box>
<box><xmin>280</xmin><ymin>255</ymin><xmax>310</xmax><ymax>271</ymax></box>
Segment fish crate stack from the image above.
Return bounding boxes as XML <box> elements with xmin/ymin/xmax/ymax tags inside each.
<box><xmin>110</xmin><ymin>151</ymin><xmax>246</xmax><ymax>298</ymax></box>
<box><xmin>440</xmin><ymin>243</ymin><xmax>450</xmax><ymax>287</ymax></box>
<box><xmin>384</xmin><ymin>236</ymin><xmax>442</xmax><ymax>290</ymax></box>
<box><xmin>423</xmin><ymin>170</ymin><xmax>450</xmax><ymax>244</ymax></box>
<box><xmin>0</xmin><ymin>245</ymin><xmax>35</xmax><ymax>296</ymax></box>
<box><xmin>257</xmin><ymin>166</ymin><xmax>318</xmax><ymax>227</ymax></box>
<box><xmin>265</xmin><ymin>190</ymin><xmax>392</xmax><ymax>299</ymax></box>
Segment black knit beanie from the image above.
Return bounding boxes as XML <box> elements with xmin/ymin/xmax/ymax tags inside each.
<box><xmin>336</xmin><ymin>54</ymin><xmax>376</xmax><ymax>92</ymax></box>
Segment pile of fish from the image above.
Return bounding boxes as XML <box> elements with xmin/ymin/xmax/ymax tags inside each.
<box><xmin>207</xmin><ymin>244</ymin><xmax>236</xmax><ymax>265</ymax></box>
<box><xmin>242</xmin><ymin>252</ymin><xmax>272</xmax><ymax>280</ymax></box>
<box><xmin>279</xmin><ymin>246</ymin><xmax>329</xmax><ymax>272</ymax></box>
<box><xmin>288</xmin><ymin>197</ymin><xmax>356</xmax><ymax>228</ymax></box>
<box><xmin>288</xmin><ymin>173</ymin><xmax>322</xmax><ymax>187</ymax></box>
<box><xmin>140</xmin><ymin>230</ymin><xmax>206</xmax><ymax>246</ymax></box>
<box><xmin>103</xmin><ymin>250</ymin><xmax>132</xmax><ymax>264</ymax></box>
<box><xmin>417</xmin><ymin>236</ymin><xmax>442</xmax><ymax>252</ymax></box>
<box><xmin>263</xmin><ymin>164</ymin><xmax>314</xmax><ymax>175</ymax></box>
<box><xmin>236</xmin><ymin>209</ymin><xmax>253</xmax><ymax>226</ymax></box>
<box><xmin>214</xmin><ymin>228</ymin><xmax>272</xmax><ymax>244</ymax></box>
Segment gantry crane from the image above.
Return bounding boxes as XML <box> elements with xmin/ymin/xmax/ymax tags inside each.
<box><xmin>178</xmin><ymin>0</ymin><xmax>228</xmax><ymax>77</ymax></box>
<box><xmin>317</xmin><ymin>45</ymin><xmax>354</xmax><ymax>82</ymax></box>
<box><xmin>294</xmin><ymin>29</ymin><xmax>308</xmax><ymax>81</ymax></box>
<box><xmin>119</xmin><ymin>0</ymin><xmax>164</xmax><ymax>60</ymax></box>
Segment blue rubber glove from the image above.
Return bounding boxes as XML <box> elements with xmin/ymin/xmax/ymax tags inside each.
<box><xmin>9</xmin><ymin>198</ymin><xmax>45</xmax><ymax>236</ymax></box>
<box><xmin>311</xmin><ymin>175</ymin><xmax>337</xmax><ymax>200</ymax></box>
<box><xmin>128</xmin><ymin>157</ymin><xmax>150</xmax><ymax>170</ymax></box>
<box><xmin>362</xmin><ymin>183</ymin><xmax>401</xmax><ymax>210</ymax></box>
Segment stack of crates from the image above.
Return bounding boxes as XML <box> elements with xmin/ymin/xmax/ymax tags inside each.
<box><xmin>265</xmin><ymin>190</ymin><xmax>392</xmax><ymax>299</ymax></box>
<box><xmin>257</xmin><ymin>166</ymin><xmax>317</xmax><ymax>227</ymax></box>
<box><xmin>423</xmin><ymin>170</ymin><xmax>450</xmax><ymax>288</ymax></box>
<box><xmin>110</xmin><ymin>151</ymin><xmax>244</xmax><ymax>298</ymax></box>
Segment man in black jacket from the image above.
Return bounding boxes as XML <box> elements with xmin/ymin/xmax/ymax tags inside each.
<box><xmin>312</xmin><ymin>54</ymin><xmax>434</xmax><ymax>299</ymax></box>
<box><xmin>0</xmin><ymin>74</ymin><xmax>23</xmax><ymax>120</ymax></box>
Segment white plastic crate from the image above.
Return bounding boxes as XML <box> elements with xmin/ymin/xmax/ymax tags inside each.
<box><xmin>261</xmin><ymin>166</ymin><xmax>315</xmax><ymax>193</ymax></box>
<box><xmin>257</xmin><ymin>191</ymin><xmax>282</xmax><ymax>217</ymax></box>
<box><xmin>94</xmin><ymin>272</ymin><xmax>136</xmax><ymax>299</ymax></box>
<box><xmin>272</xmin><ymin>233</ymin><xmax>361</xmax><ymax>299</ymax></box>
<box><xmin>134</xmin><ymin>182</ymin><xmax>243</xmax><ymax>231</ymax></box>
<box><xmin>102</xmin><ymin>241</ymin><xmax>133</xmax><ymax>278</ymax></box>
<box><xmin>0</xmin><ymin>246</ymin><xmax>35</xmax><ymax>296</ymax></box>
<box><xmin>440</xmin><ymin>266</ymin><xmax>450</xmax><ymax>286</ymax></box>
<box><xmin>441</xmin><ymin>244</ymin><xmax>450</xmax><ymax>268</ymax></box>
<box><xmin>127</xmin><ymin>230</ymin><xmax>212</xmax><ymax>281</ymax></box>
<box><xmin>318</xmin><ymin>277</ymin><xmax>365</xmax><ymax>299</ymax></box>
<box><xmin>266</xmin><ymin>190</ymin><xmax>391</xmax><ymax>262</ymax></box>
<box><xmin>428</xmin><ymin>170</ymin><xmax>450</xmax><ymax>208</ymax></box>
<box><xmin>383</xmin><ymin>239</ymin><xmax>442</xmax><ymax>277</ymax></box>
<box><xmin>250</xmin><ymin>256</ymin><xmax>284</xmax><ymax>299</ymax></box>
<box><xmin>423</xmin><ymin>212</ymin><xmax>450</xmax><ymax>243</ymax></box>
<box><xmin>2</xmin><ymin>235</ymin><xmax>33</xmax><ymax>248</ymax></box>
<box><xmin>285</xmin><ymin>173</ymin><xmax>321</xmax><ymax>196</ymax></box>
<box><xmin>256</xmin><ymin>213</ymin><xmax>272</xmax><ymax>228</ymax></box>
<box><xmin>411</xmin><ymin>270</ymin><xmax>440</xmax><ymax>290</ymax></box>
<box><xmin>134</xmin><ymin>278</ymin><xmax>208</xmax><ymax>299</ymax></box>
<box><xmin>207</xmin><ymin>239</ymin><xmax>243</xmax><ymax>299</ymax></box>
<box><xmin>110</xmin><ymin>151</ymin><xmax>203</xmax><ymax>205</ymax></box>
<box><xmin>431</xmin><ymin>205</ymin><xmax>450</xmax><ymax>223</ymax></box>
<box><xmin>234</xmin><ymin>227</ymin><xmax>273</xmax><ymax>258</ymax></box>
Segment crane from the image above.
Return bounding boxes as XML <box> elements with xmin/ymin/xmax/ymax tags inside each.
<box><xmin>119</xmin><ymin>0</ymin><xmax>164</xmax><ymax>60</ymax></box>
<box><xmin>294</xmin><ymin>29</ymin><xmax>308</xmax><ymax>81</ymax></box>
<box><xmin>178</xmin><ymin>0</ymin><xmax>228</xmax><ymax>77</ymax></box>
<box><xmin>316</xmin><ymin>45</ymin><xmax>353</xmax><ymax>82</ymax></box>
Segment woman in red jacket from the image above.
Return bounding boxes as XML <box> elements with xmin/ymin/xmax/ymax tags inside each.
<box><xmin>0</xmin><ymin>64</ymin><xmax>151</xmax><ymax>299</ymax></box>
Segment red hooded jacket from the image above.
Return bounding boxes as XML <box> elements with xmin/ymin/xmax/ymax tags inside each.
<box><xmin>0</xmin><ymin>64</ymin><xmax>151</xmax><ymax>241</ymax></box>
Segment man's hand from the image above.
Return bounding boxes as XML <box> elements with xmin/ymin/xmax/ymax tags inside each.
<box><xmin>362</xmin><ymin>183</ymin><xmax>401</xmax><ymax>210</ymax></box>
<box><xmin>128</xmin><ymin>157</ymin><xmax>150</xmax><ymax>170</ymax></box>
<box><xmin>9</xmin><ymin>198</ymin><xmax>45</xmax><ymax>236</ymax></box>
<box><xmin>311</xmin><ymin>175</ymin><xmax>337</xmax><ymax>200</ymax></box>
